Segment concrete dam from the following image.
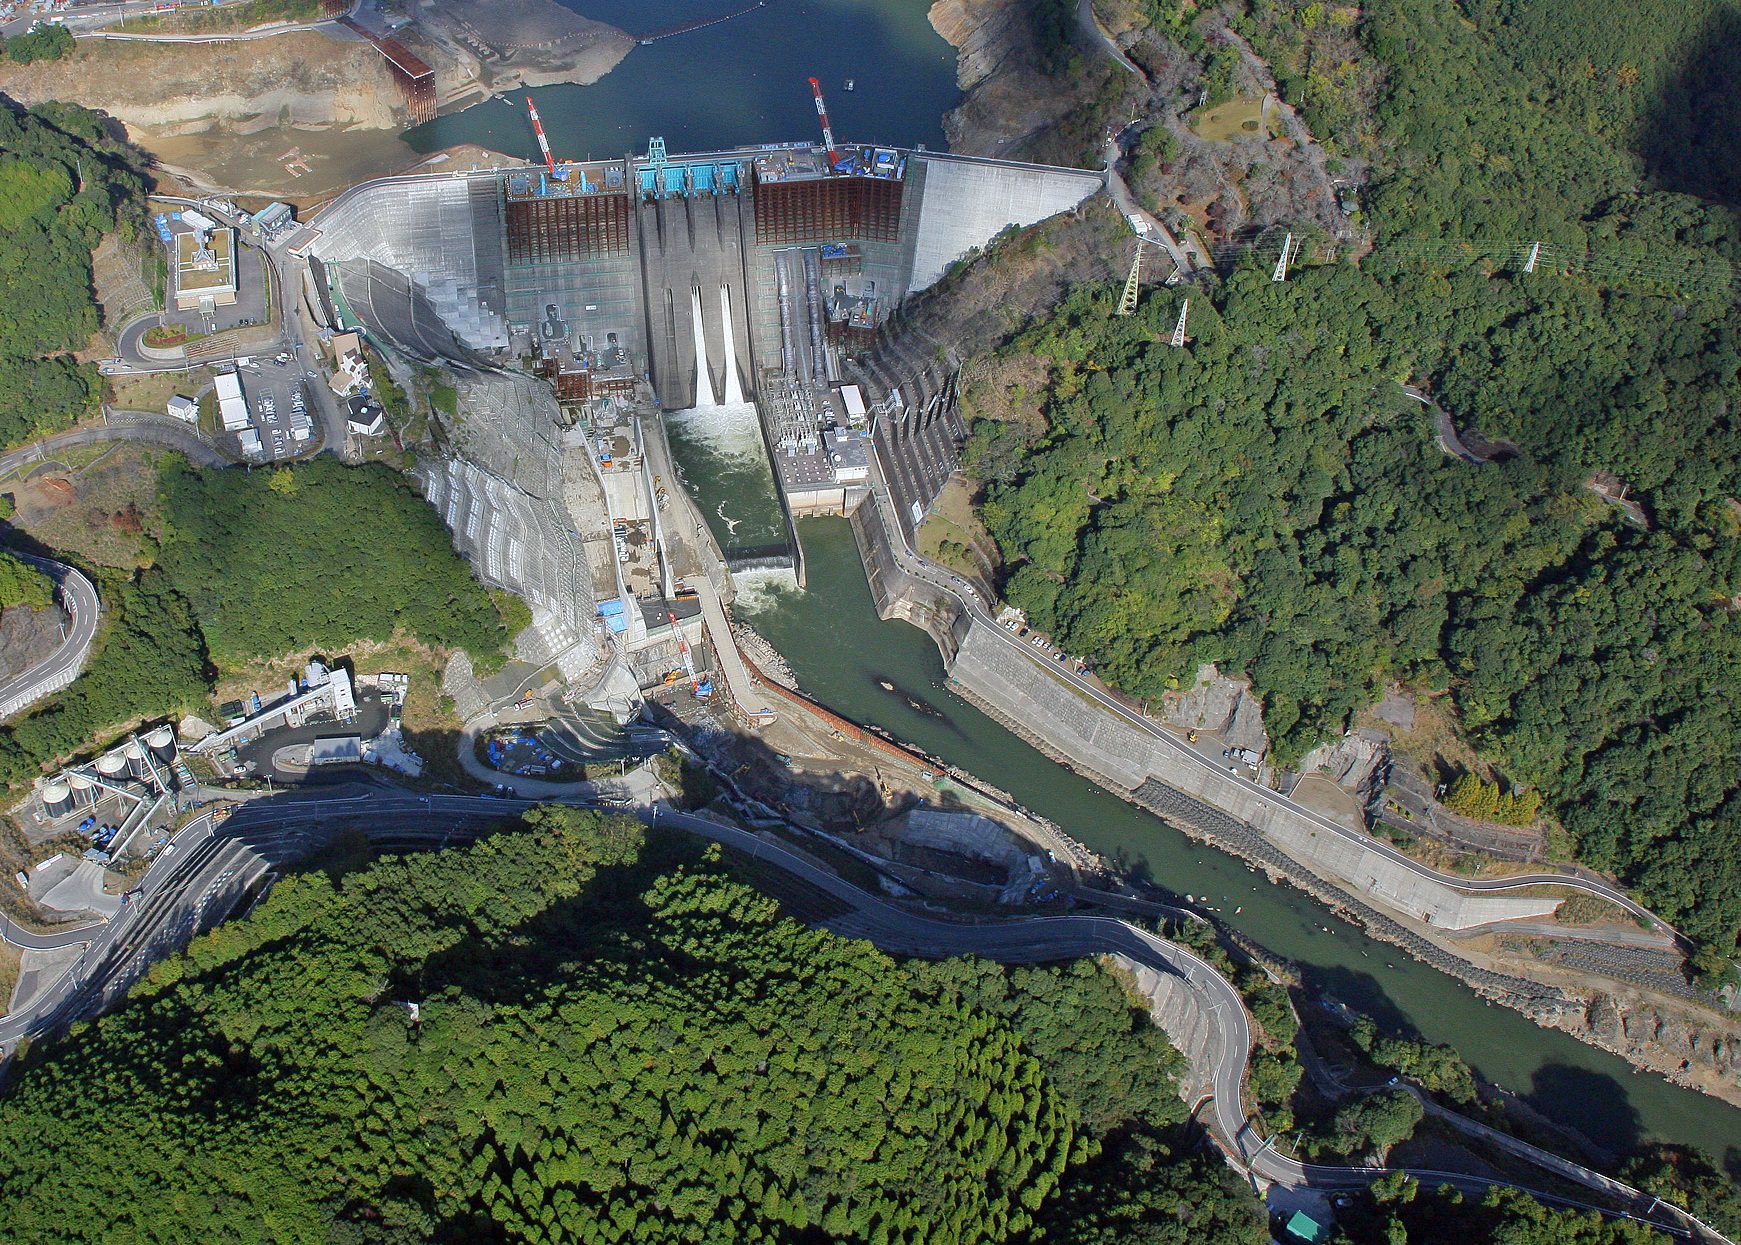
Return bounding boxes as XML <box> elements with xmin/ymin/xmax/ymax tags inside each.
<box><xmin>303</xmin><ymin>138</ymin><xmax>1100</xmax><ymax>642</ymax></box>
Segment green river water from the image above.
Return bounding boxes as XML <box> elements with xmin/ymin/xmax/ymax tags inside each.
<box><xmin>741</xmin><ymin>519</ymin><xmax>1741</xmax><ymax>1161</ymax></box>
<box><xmin>409</xmin><ymin>0</ymin><xmax>1739</xmax><ymax>1164</ymax></box>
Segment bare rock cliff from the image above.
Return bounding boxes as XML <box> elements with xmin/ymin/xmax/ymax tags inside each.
<box><xmin>928</xmin><ymin>0</ymin><xmax>1086</xmax><ymax>156</ymax></box>
<box><xmin>1551</xmin><ymin>991</ymin><xmax>1741</xmax><ymax>1106</ymax></box>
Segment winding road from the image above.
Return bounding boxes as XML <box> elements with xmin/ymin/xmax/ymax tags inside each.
<box><xmin>0</xmin><ymin>785</ymin><xmax>1723</xmax><ymax>1242</ymax></box>
<box><xmin>0</xmin><ymin>552</ymin><xmax>100</xmax><ymax>723</ymax></box>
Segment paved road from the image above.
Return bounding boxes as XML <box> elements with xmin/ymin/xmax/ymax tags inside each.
<box><xmin>0</xmin><ymin>552</ymin><xmax>100</xmax><ymax>722</ymax></box>
<box><xmin>855</xmin><ymin>445</ymin><xmax>1681</xmax><ymax>943</ymax></box>
<box><xmin>68</xmin><ymin>0</ymin><xmax>354</xmax><ymax>42</ymax></box>
<box><xmin>0</xmin><ymin>786</ymin><xmax>1717</xmax><ymax>1241</ymax></box>
<box><xmin>0</xmin><ymin>417</ymin><xmax>229</xmax><ymax>474</ymax></box>
<box><xmin>1076</xmin><ymin>0</ymin><xmax>1143</xmax><ymax>77</ymax></box>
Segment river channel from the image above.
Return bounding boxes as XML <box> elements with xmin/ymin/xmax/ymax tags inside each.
<box><xmin>419</xmin><ymin>0</ymin><xmax>1741</xmax><ymax>1164</ymax></box>
<box><xmin>739</xmin><ymin>518</ymin><xmax>1741</xmax><ymax>1161</ymax></box>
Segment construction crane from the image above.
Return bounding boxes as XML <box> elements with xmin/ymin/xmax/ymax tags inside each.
<box><xmin>807</xmin><ymin>76</ymin><xmax>839</xmax><ymax>166</ymax></box>
<box><xmin>524</xmin><ymin>96</ymin><xmax>570</xmax><ymax>183</ymax></box>
<box><xmin>668</xmin><ymin>610</ymin><xmax>712</xmax><ymax>698</ymax></box>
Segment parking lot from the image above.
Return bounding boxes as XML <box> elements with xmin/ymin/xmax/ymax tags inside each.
<box><xmin>233</xmin><ymin>354</ymin><xmax>322</xmax><ymax>461</ymax></box>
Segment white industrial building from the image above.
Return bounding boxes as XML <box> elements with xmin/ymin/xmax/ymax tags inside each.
<box><xmin>188</xmin><ymin>661</ymin><xmax>358</xmax><ymax>755</ymax></box>
<box><xmin>214</xmin><ymin>371</ymin><xmax>250</xmax><ymax>431</ymax></box>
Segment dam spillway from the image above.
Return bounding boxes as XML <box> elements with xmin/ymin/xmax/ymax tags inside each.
<box><xmin>305</xmin><ymin>139</ymin><xmax>1101</xmax><ymax>588</ymax></box>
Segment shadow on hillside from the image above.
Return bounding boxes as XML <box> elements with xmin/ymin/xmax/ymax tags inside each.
<box><xmin>1637</xmin><ymin>7</ymin><xmax>1741</xmax><ymax>208</ymax></box>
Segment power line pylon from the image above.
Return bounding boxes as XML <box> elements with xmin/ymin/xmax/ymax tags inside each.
<box><xmin>1271</xmin><ymin>231</ymin><xmax>1294</xmax><ymax>282</ymax></box>
<box><xmin>1169</xmin><ymin>299</ymin><xmax>1190</xmax><ymax>347</ymax></box>
<box><xmin>1118</xmin><ymin>243</ymin><xmax>1143</xmax><ymax>316</ymax></box>
<box><xmin>1522</xmin><ymin>241</ymin><xmax>1541</xmax><ymax>273</ymax></box>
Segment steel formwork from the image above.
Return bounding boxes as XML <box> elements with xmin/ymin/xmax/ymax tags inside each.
<box><xmin>752</xmin><ymin>176</ymin><xmax>904</xmax><ymax>245</ymax></box>
<box><xmin>505</xmin><ymin>194</ymin><xmax>632</xmax><ymax>264</ymax></box>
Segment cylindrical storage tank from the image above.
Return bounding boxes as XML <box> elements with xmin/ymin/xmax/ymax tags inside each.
<box><xmin>41</xmin><ymin>782</ymin><xmax>71</xmax><ymax>819</ymax></box>
<box><xmin>145</xmin><ymin>725</ymin><xmax>176</xmax><ymax>764</ymax></box>
<box><xmin>95</xmin><ymin>752</ymin><xmax>128</xmax><ymax>784</ymax></box>
<box><xmin>123</xmin><ymin>741</ymin><xmax>149</xmax><ymax>780</ymax></box>
<box><xmin>68</xmin><ymin>773</ymin><xmax>94</xmax><ymax>806</ymax></box>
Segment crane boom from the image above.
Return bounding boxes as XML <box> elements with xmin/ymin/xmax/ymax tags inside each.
<box><xmin>525</xmin><ymin>96</ymin><xmax>556</xmax><ymax>177</ymax></box>
<box><xmin>807</xmin><ymin>77</ymin><xmax>839</xmax><ymax>166</ymax></box>
<box><xmin>668</xmin><ymin>610</ymin><xmax>712</xmax><ymax>697</ymax></box>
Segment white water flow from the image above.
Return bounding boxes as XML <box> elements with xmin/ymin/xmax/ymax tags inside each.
<box><xmin>719</xmin><ymin>283</ymin><xmax>744</xmax><ymax>405</ymax></box>
<box><xmin>690</xmin><ymin>284</ymin><xmax>718</xmax><ymax>407</ymax></box>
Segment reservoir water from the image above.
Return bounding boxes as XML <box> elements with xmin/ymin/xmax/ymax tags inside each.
<box><xmin>408</xmin><ymin>0</ymin><xmax>961</xmax><ymax>162</ymax></box>
<box><xmin>742</xmin><ymin>518</ymin><xmax>1741</xmax><ymax>1161</ymax></box>
<box><xmin>413</xmin><ymin>0</ymin><xmax>1741</xmax><ymax>1167</ymax></box>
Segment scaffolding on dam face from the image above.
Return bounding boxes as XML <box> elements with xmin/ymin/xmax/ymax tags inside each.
<box><xmin>505</xmin><ymin>194</ymin><xmax>632</xmax><ymax>263</ymax></box>
<box><xmin>503</xmin><ymin>164</ymin><xmax>634</xmax><ymax>265</ymax></box>
<box><xmin>751</xmin><ymin>148</ymin><xmax>906</xmax><ymax>245</ymax></box>
<box><xmin>338</xmin><ymin>17</ymin><xmax>437</xmax><ymax>125</ymax></box>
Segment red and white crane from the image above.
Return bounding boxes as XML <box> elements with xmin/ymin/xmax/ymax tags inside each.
<box><xmin>525</xmin><ymin>96</ymin><xmax>556</xmax><ymax>178</ymax></box>
<box><xmin>668</xmin><ymin>611</ymin><xmax>712</xmax><ymax>697</ymax></box>
<box><xmin>807</xmin><ymin>76</ymin><xmax>839</xmax><ymax>166</ymax></box>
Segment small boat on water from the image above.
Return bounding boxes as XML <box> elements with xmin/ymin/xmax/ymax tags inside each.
<box><xmin>877</xmin><ymin>679</ymin><xmax>895</xmax><ymax>692</ymax></box>
<box><xmin>844</xmin><ymin>79</ymin><xmax>856</xmax><ymax>91</ymax></box>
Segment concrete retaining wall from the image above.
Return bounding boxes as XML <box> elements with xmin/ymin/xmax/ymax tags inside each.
<box><xmin>0</xmin><ymin>660</ymin><xmax>80</xmax><ymax>721</ymax></box>
<box><xmin>1111</xmin><ymin>952</ymin><xmax>1224</xmax><ymax>1105</ymax></box>
<box><xmin>907</xmin><ymin>154</ymin><xmax>1105</xmax><ymax>292</ymax></box>
<box><xmin>948</xmin><ymin>621</ymin><xmax>1559</xmax><ymax>932</ymax></box>
<box><xmin>848</xmin><ymin>498</ymin><xmax>969</xmax><ymax>664</ymax></box>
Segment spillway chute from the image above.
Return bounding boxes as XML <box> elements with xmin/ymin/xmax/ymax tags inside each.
<box><xmin>720</xmin><ymin>284</ymin><xmax>744</xmax><ymax>405</ymax></box>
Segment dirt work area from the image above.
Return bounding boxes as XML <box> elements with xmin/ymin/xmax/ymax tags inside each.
<box><xmin>0</xmin><ymin>32</ymin><xmax>403</xmax><ymax>135</ymax></box>
<box><xmin>416</xmin><ymin>0</ymin><xmax>633</xmax><ymax>91</ymax></box>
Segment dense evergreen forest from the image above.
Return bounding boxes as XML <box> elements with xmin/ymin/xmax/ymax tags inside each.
<box><xmin>0</xmin><ymin>810</ymin><xmax>1264</xmax><ymax>1245</ymax></box>
<box><xmin>156</xmin><ymin>457</ymin><xmax>505</xmax><ymax>666</ymax></box>
<box><xmin>0</xmin><ymin>99</ymin><xmax>145</xmax><ymax>446</ymax></box>
<box><xmin>0</xmin><ymin>460</ymin><xmax>506</xmax><ymax>784</ymax></box>
<box><xmin>968</xmin><ymin>0</ymin><xmax>1741</xmax><ymax>965</ymax></box>
<box><xmin>0</xmin><ymin>811</ymin><xmax>1699</xmax><ymax>1244</ymax></box>
<box><xmin>0</xmin><ymin>552</ymin><xmax>53</xmax><ymax>610</ymax></box>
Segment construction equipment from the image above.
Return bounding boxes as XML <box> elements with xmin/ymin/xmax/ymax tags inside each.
<box><xmin>807</xmin><ymin>77</ymin><xmax>840</xmax><ymax>167</ymax></box>
<box><xmin>668</xmin><ymin>610</ymin><xmax>713</xmax><ymax>698</ymax></box>
<box><xmin>524</xmin><ymin>97</ymin><xmax>569</xmax><ymax>183</ymax></box>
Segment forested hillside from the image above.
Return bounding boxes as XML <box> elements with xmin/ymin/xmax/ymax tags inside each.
<box><xmin>157</xmin><ymin>458</ymin><xmax>505</xmax><ymax>665</ymax></box>
<box><xmin>0</xmin><ymin>459</ymin><xmax>508</xmax><ymax>785</ymax></box>
<box><xmin>0</xmin><ymin>809</ymin><xmax>1264</xmax><ymax>1245</ymax></box>
<box><xmin>0</xmin><ymin>98</ymin><xmax>146</xmax><ymax>446</ymax></box>
<box><xmin>966</xmin><ymin>0</ymin><xmax>1741</xmax><ymax>966</ymax></box>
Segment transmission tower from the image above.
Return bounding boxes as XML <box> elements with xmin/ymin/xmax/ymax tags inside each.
<box><xmin>1117</xmin><ymin>243</ymin><xmax>1143</xmax><ymax>316</ymax></box>
<box><xmin>1522</xmin><ymin>241</ymin><xmax>1541</xmax><ymax>273</ymax></box>
<box><xmin>1271</xmin><ymin>232</ymin><xmax>1294</xmax><ymax>282</ymax></box>
<box><xmin>1169</xmin><ymin>299</ymin><xmax>1190</xmax><ymax>348</ymax></box>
